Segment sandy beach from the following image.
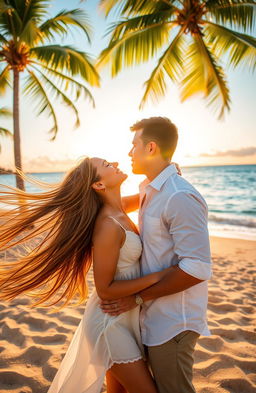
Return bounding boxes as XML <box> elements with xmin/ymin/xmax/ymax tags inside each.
<box><xmin>0</xmin><ymin>236</ymin><xmax>255</xmax><ymax>393</ymax></box>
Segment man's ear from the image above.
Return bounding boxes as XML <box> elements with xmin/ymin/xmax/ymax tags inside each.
<box><xmin>147</xmin><ymin>141</ymin><xmax>157</xmax><ymax>155</ymax></box>
<box><xmin>92</xmin><ymin>181</ymin><xmax>106</xmax><ymax>192</ymax></box>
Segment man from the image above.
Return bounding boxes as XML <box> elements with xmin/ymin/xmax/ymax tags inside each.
<box><xmin>101</xmin><ymin>117</ymin><xmax>211</xmax><ymax>393</ymax></box>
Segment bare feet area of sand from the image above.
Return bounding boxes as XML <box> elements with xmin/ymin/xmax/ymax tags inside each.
<box><xmin>0</xmin><ymin>236</ymin><xmax>255</xmax><ymax>393</ymax></box>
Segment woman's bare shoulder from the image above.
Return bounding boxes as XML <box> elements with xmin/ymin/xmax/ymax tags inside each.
<box><xmin>93</xmin><ymin>211</ymin><xmax>123</xmax><ymax>244</ymax></box>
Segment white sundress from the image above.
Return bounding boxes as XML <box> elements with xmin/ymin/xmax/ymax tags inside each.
<box><xmin>47</xmin><ymin>224</ymin><xmax>144</xmax><ymax>393</ymax></box>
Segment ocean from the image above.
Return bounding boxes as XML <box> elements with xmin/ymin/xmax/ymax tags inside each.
<box><xmin>1</xmin><ymin>164</ymin><xmax>255</xmax><ymax>241</ymax></box>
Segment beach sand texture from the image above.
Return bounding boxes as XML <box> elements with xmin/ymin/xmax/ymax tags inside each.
<box><xmin>0</xmin><ymin>236</ymin><xmax>255</xmax><ymax>393</ymax></box>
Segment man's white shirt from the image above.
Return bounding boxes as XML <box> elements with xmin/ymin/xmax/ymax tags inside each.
<box><xmin>139</xmin><ymin>164</ymin><xmax>211</xmax><ymax>346</ymax></box>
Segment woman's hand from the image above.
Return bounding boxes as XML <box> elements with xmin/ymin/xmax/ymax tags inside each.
<box><xmin>171</xmin><ymin>162</ymin><xmax>182</xmax><ymax>176</ymax></box>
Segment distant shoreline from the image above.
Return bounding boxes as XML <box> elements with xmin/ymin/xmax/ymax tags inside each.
<box><xmin>0</xmin><ymin>163</ymin><xmax>255</xmax><ymax>175</ymax></box>
<box><xmin>0</xmin><ymin>167</ymin><xmax>15</xmax><ymax>175</ymax></box>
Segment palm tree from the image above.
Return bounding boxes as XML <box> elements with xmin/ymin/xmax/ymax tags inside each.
<box><xmin>98</xmin><ymin>0</ymin><xmax>256</xmax><ymax>118</ymax></box>
<box><xmin>0</xmin><ymin>0</ymin><xmax>100</xmax><ymax>190</ymax></box>
<box><xmin>0</xmin><ymin>106</ymin><xmax>12</xmax><ymax>152</ymax></box>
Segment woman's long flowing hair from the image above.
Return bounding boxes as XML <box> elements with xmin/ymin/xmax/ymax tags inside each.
<box><xmin>0</xmin><ymin>157</ymin><xmax>103</xmax><ymax>307</ymax></box>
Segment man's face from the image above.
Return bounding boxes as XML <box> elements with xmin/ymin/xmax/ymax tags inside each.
<box><xmin>128</xmin><ymin>130</ymin><xmax>148</xmax><ymax>174</ymax></box>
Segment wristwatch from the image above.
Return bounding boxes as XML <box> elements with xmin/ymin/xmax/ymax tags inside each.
<box><xmin>135</xmin><ymin>294</ymin><xmax>144</xmax><ymax>306</ymax></box>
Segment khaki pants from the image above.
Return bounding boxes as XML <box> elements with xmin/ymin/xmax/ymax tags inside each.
<box><xmin>147</xmin><ymin>330</ymin><xmax>199</xmax><ymax>393</ymax></box>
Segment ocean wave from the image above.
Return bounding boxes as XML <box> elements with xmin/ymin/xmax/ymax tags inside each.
<box><xmin>208</xmin><ymin>214</ymin><xmax>256</xmax><ymax>228</ymax></box>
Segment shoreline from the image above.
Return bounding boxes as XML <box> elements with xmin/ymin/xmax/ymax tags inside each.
<box><xmin>1</xmin><ymin>163</ymin><xmax>255</xmax><ymax>175</ymax></box>
<box><xmin>1</xmin><ymin>208</ymin><xmax>255</xmax><ymax>242</ymax></box>
<box><xmin>210</xmin><ymin>235</ymin><xmax>256</xmax><ymax>259</ymax></box>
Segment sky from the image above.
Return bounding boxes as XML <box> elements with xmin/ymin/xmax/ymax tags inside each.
<box><xmin>0</xmin><ymin>0</ymin><xmax>256</xmax><ymax>175</ymax></box>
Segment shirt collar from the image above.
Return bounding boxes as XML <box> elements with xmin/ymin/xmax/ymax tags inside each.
<box><xmin>147</xmin><ymin>164</ymin><xmax>178</xmax><ymax>191</ymax></box>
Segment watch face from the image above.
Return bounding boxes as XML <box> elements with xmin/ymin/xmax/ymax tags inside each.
<box><xmin>136</xmin><ymin>295</ymin><xmax>143</xmax><ymax>305</ymax></box>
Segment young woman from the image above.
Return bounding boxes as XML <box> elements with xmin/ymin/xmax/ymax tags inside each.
<box><xmin>0</xmin><ymin>157</ymin><xmax>176</xmax><ymax>393</ymax></box>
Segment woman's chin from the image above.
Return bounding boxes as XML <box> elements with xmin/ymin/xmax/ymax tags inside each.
<box><xmin>119</xmin><ymin>173</ymin><xmax>128</xmax><ymax>183</ymax></box>
<box><xmin>123</xmin><ymin>173</ymin><xmax>128</xmax><ymax>180</ymax></box>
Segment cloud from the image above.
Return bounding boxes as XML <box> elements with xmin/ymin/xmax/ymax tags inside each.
<box><xmin>23</xmin><ymin>156</ymin><xmax>77</xmax><ymax>172</ymax></box>
<box><xmin>200</xmin><ymin>147</ymin><xmax>256</xmax><ymax>158</ymax></box>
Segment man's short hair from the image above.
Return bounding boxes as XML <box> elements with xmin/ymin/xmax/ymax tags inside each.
<box><xmin>130</xmin><ymin>117</ymin><xmax>178</xmax><ymax>160</ymax></box>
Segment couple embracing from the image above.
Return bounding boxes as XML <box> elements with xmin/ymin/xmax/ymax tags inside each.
<box><xmin>0</xmin><ymin>117</ymin><xmax>211</xmax><ymax>393</ymax></box>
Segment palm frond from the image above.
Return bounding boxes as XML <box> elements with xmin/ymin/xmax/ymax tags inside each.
<box><xmin>0</xmin><ymin>127</ymin><xmax>12</xmax><ymax>137</ymax></box>
<box><xmin>181</xmin><ymin>33</ymin><xmax>230</xmax><ymax>118</ymax></box>
<box><xmin>0</xmin><ymin>106</ymin><xmax>12</xmax><ymax>117</ymax></box>
<box><xmin>30</xmin><ymin>45</ymin><xmax>100</xmax><ymax>87</ymax></box>
<box><xmin>0</xmin><ymin>2</ymin><xmax>23</xmax><ymax>39</ymax></box>
<box><xmin>140</xmin><ymin>27</ymin><xmax>186</xmax><ymax>108</ymax></box>
<box><xmin>100</xmin><ymin>0</ymin><xmax>172</xmax><ymax>17</ymax></box>
<box><xmin>40</xmin><ymin>9</ymin><xmax>91</xmax><ymax>43</ymax></box>
<box><xmin>19</xmin><ymin>17</ymin><xmax>42</xmax><ymax>46</ymax></box>
<box><xmin>206</xmin><ymin>0</ymin><xmax>256</xmax><ymax>8</ymax></box>
<box><xmin>31</xmin><ymin>61</ymin><xmax>95</xmax><ymax>103</ymax></box>
<box><xmin>0</xmin><ymin>0</ymin><xmax>13</xmax><ymax>15</ymax></box>
<box><xmin>107</xmin><ymin>8</ymin><xmax>175</xmax><ymax>40</ymax></box>
<box><xmin>97</xmin><ymin>21</ymin><xmax>171</xmax><ymax>76</ymax></box>
<box><xmin>0</xmin><ymin>66</ymin><xmax>11</xmax><ymax>95</ymax></box>
<box><xmin>0</xmin><ymin>126</ymin><xmax>12</xmax><ymax>153</ymax></box>
<box><xmin>204</xmin><ymin>21</ymin><xmax>256</xmax><ymax>70</ymax></box>
<box><xmin>100</xmin><ymin>0</ymin><xmax>127</xmax><ymax>16</ymax></box>
<box><xmin>206</xmin><ymin>0</ymin><xmax>256</xmax><ymax>32</ymax></box>
<box><xmin>16</xmin><ymin>0</ymin><xmax>50</xmax><ymax>25</ymax></box>
<box><xmin>0</xmin><ymin>32</ymin><xmax>8</xmax><ymax>43</ymax></box>
<box><xmin>23</xmin><ymin>70</ymin><xmax>58</xmax><ymax>140</ymax></box>
<box><xmin>30</xmin><ymin>64</ymin><xmax>82</xmax><ymax>132</ymax></box>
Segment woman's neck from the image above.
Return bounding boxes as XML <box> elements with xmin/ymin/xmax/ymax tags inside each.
<box><xmin>101</xmin><ymin>188</ymin><xmax>124</xmax><ymax>214</ymax></box>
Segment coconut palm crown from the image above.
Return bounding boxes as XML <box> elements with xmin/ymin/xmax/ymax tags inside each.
<box><xmin>98</xmin><ymin>0</ymin><xmax>256</xmax><ymax>117</ymax></box>
<box><xmin>0</xmin><ymin>0</ymin><xmax>100</xmax><ymax>189</ymax></box>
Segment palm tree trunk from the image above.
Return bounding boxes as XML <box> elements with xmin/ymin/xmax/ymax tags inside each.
<box><xmin>13</xmin><ymin>68</ymin><xmax>25</xmax><ymax>191</ymax></box>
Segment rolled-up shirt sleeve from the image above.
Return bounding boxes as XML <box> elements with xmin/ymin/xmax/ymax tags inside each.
<box><xmin>164</xmin><ymin>191</ymin><xmax>212</xmax><ymax>280</ymax></box>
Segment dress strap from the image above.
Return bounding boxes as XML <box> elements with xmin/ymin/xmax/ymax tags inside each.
<box><xmin>108</xmin><ymin>216</ymin><xmax>127</xmax><ymax>232</ymax></box>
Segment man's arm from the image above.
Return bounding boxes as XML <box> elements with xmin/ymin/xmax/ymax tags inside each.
<box><xmin>121</xmin><ymin>194</ymin><xmax>140</xmax><ymax>213</ymax></box>
<box><xmin>100</xmin><ymin>266</ymin><xmax>202</xmax><ymax>315</ymax></box>
<box><xmin>139</xmin><ymin>265</ymin><xmax>203</xmax><ymax>301</ymax></box>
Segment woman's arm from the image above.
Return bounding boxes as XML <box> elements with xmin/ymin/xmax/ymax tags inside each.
<box><xmin>93</xmin><ymin>218</ymin><xmax>169</xmax><ymax>300</ymax></box>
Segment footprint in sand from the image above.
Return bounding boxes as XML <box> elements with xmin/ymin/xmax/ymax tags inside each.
<box><xmin>221</xmin><ymin>378</ymin><xmax>256</xmax><ymax>393</ymax></box>
<box><xmin>208</xmin><ymin>303</ymin><xmax>237</xmax><ymax>313</ymax></box>
<box><xmin>211</xmin><ymin>327</ymin><xmax>256</xmax><ymax>344</ymax></box>
<box><xmin>9</xmin><ymin>297</ymin><xmax>31</xmax><ymax>306</ymax></box>
<box><xmin>42</xmin><ymin>363</ymin><xmax>58</xmax><ymax>382</ymax></box>
<box><xmin>194</xmin><ymin>349</ymin><xmax>212</xmax><ymax>363</ymax></box>
<box><xmin>15</xmin><ymin>345</ymin><xmax>52</xmax><ymax>366</ymax></box>
<box><xmin>58</xmin><ymin>315</ymin><xmax>81</xmax><ymax>326</ymax></box>
<box><xmin>55</xmin><ymin>325</ymin><xmax>71</xmax><ymax>334</ymax></box>
<box><xmin>236</xmin><ymin>358</ymin><xmax>256</xmax><ymax>375</ymax></box>
<box><xmin>0</xmin><ymin>371</ymin><xmax>41</xmax><ymax>392</ymax></box>
<box><xmin>16</xmin><ymin>315</ymin><xmax>56</xmax><ymax>332</ymax></box>
<box><xmin>216</xmin><ymin>317</ymin><xmax>237</xmax><ymax>325</ymax></box>
<box><xmin>197</xmin><ymin>336</ymin><xmax>224</xmax><ymax>352</ymax></box>
<box><xmin>240</xmin><ymin>305</ymin><xmax>254</xmax><ymax>313</ymax></box>
<box><xmin>0</xmin><ymin>321</ymin><xmax>26</xmax><ymax>346</ymax></box>
<box><xmin>33</xmin><ymin>333</ymin><xmax>67</xmax><ymax>345</ymax></box>
<box><xmin>208</xmin><ymin>295</ymin><xmax>223</xmax><ymax>303</ymax></box>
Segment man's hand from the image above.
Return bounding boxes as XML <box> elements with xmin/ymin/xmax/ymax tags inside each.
<box><xmin>100</xmin><ymin>295</ymin><xmax>137</xmax><ymax>316</ymax></box>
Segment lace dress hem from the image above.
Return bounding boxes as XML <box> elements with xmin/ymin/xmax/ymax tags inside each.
<box><xmin>107</xmin><ymin>355</ymin><xmax>144</xmax><ymax>371</ymax></box>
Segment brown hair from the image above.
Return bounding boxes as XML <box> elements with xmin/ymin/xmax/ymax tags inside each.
<box><xmin>0</xmin><ymin>157</ymin><xmax>102</xmax><ymax>307</ymax></box>
<box><xmin>130</xmin><ymin>117</ymin><xmax>178</xmax><ymax>159</ymax></box>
